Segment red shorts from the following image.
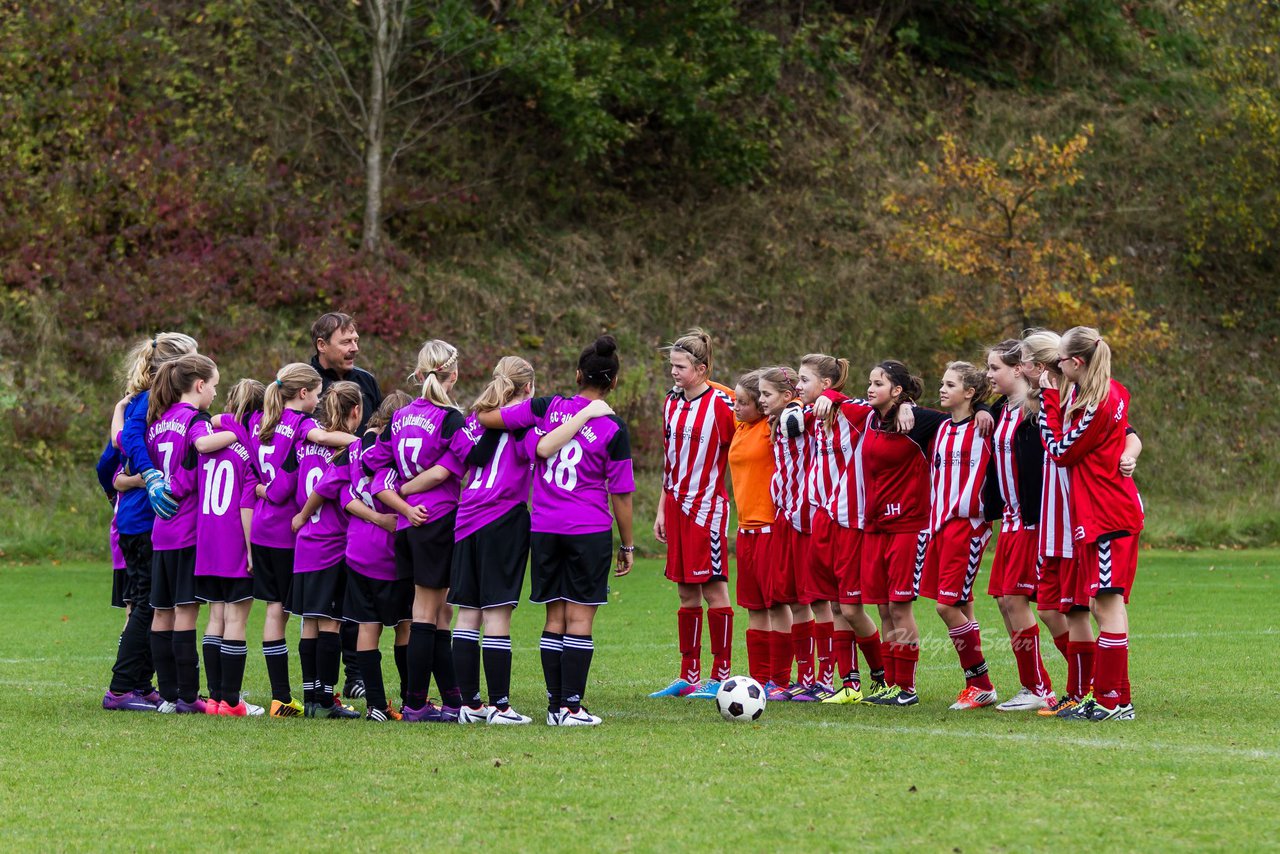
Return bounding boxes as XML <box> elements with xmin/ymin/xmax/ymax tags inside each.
<box><xmin>834</xmin><ymin>525</ymin><xmax>865</xmax><ymax>605</ymax></box>
<box><xmin>1068</xmin><ymin>533</ymin><xmax>1140</xmax><ymax>607</ymax></box>
<box><xmin>861</xmin><ymin>529</ymin><xmax>929</xmax><ymax>605</ymax></box>
<box><xmin>662</xmin><ymin>495</ymin><xmax>729</xmax><ymax>585</ymax></box>
<box><xmin>804</xmin><ymin>509</ymin><xmax>840</xmax><ymax>603</ymax></box>
<box><xmin>988</xmin><ymin>526</ymin><xmax>1039</xmax><ymax>599</ymax></box>
<box><xmin>734</xmin><ymin>526</ymin><xmax>773</xmax><ymax>611</ymax></box>
<box><xmin>919</xmin><ymin>518</ymin><xmax>991</xmax><ymax>606</ymax></box>
<box><xmin>768</xmin><ymin>514</ymin><xmax>799</xmax><ymax>605</ymax></box>
<box><xmin>1037</xmin><ymin>554</ymin><xmax>1072</xmax><ymax>612</ymax></box>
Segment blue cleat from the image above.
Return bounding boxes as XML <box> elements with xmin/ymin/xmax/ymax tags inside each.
<box><xmin>648</xmin><ymin>678</ymin><xmax>697</xmax><ymax>698</ymax></box>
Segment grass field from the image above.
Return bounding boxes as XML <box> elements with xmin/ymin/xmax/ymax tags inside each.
<box><xmin>1</xmin><ymin>551</ymin><xmax>1278</xmax><ymax>851</ymax></box>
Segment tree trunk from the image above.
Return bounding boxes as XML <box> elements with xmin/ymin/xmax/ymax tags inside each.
<box><xmin>362</xmin><ymin>0</ymin><xmax>390</xmax><ymax>255</ymax></box>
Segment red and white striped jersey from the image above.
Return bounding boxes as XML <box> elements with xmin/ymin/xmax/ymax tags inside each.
<box><xmin>991</xmin><ymin>406</ymin><xmax>1024</xmax><ymax>531</ymax></box>
<box><xmin>806</xmin><ymin>401</ymin><xmax>860</xmax><ymax>511</ymax></box>
<box><xmin>829</xmin><ymin>399</ymin><xmax>876</xmax><ymax>528</ymax></box>
<box><xmin>1038</xmin><ymin>389</ymin><xmax>1074</xmax><ymax>558</ymax></box>
<box><xmin>928</xmin><ymin>416</ymin><xmax>991</xmax><ymax>534</ymax></box>
<box><xmin>663</xmin><ymin>385</ymin><xmax>736</xmax><ymax>529</ymax></box>
<box><xmin>770</xmin><ymin>402</ymin><xmax>812</xmax><ymax>533</ymax></box>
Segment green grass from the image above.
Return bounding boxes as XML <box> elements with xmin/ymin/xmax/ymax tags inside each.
<box><xmin>1</xmin><ymin>552</ymin><xmax>1278</xmax><ymax>850</ymax></box>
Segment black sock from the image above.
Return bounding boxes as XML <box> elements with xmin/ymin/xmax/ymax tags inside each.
<box><xmin>340</xmin><ymin>621</ymin><xmax>361</xmax><ymax>685</ymax></box>
<box><xmin>432</xmin><ymin>628</ymin><xmax>461</xmax><ymax>708</ymax></box>
<box><xmin>173</xmin><ymin>629</ymin><xmax>199</xmax><ymax>704</ymax></box>
<box><xmin>406</xmin><ymin>622</ymin><xmax>436</xmax><ymax>708</ymax></box>
<box><xmin>299</xmin><ymin>637</ymin><xmax>318</xmax><ymax>704</ymax></box>
<box><xmin>561</xmin><ymin>634</ymin><xmax>594</xmax><ymax>714</ymax></box>
<box><xmin>317</xmin><ymin>631</ymin><xmax>341</xmax><ymax>706</ymax></box>
<box><xmin>220</xmin><ymin>640</ymin><xmax>248</xmax><ymax>706</ymax></box>
<box><xmin>453</xmin><ymin>628</ymin><xmax>482</xmax><ymax>708</ymax></box>
<box><xmin>263</xmin><ymin>637</ymin><xmax>292</xmax><ymax>703</ymax></box>
<box><xmin>394</xmin><ymin>643</ymin><xmax>408</xmax><ymax>705</ymax></box>
<box><xmin>150</xmin><ymin>629</ymin><xmax>177</xmax><ymax>702</ymax></box>
<box><xmin>202</xmin><ymin>634</ymin><xmax>223</xmax><ymax>703</ymax></box>
<box><xmin>358</xmin><ymin>649</ymin><xmax>386</xmax><ymax>712</ymax></box>
<box><xmin>110</xmin><ymin>605</ymin><xmax>153</xmax><ymax>695</ymax></box>
<box><xmin>482</xmin><ymin>635</ymin><xmax>513</xmax><ymax>710</ymax></box>
<box><xmin>540</xmin><ymin>631</ymin><xmax>564</xmax><ymax>713</ymax></box>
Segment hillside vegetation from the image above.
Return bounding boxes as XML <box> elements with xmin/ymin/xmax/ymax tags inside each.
<box><xmin>1</xmin><ymin>1</ymin><xmax>1277</xmax><ymax>558</ymax></box>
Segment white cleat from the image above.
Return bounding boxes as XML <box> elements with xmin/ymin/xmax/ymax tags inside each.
<box><xmin>458</xmin><ymin>705</ymin><xmax>491</xmax><ymax>725</ymax></box>
<box><xmin>557</xmin><ymin>706</ymin><xmax>602</xmax><ymax>726</ymax></box>
<box><xmin>243</xmin><ymin>700</ymin><xmax>266</xmax><ymax>717</ymax></box>
<box><xmin>948</xmin><ymin>686</ymin><xmax>998</xmax><ymax>710</ymax></box>
<box><xmin>486</xmin><ymin>706</ymin><xmax>532</xmax><ymax>725</ymax></box>
<box><xmin>155</xmin><ymin>700</ymin><xmax>178</xmax><ymax>714</ymax></box>
<box><xmin>996</xmin><ymin>687</ymin><xmax>1052</xmax><ymax>712</ymax></box>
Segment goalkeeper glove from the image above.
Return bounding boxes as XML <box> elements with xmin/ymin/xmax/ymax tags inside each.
<box><xmin>143</xmin><ymin>468</ymin><xmax>178</xmax><ymax>520</ymax></box>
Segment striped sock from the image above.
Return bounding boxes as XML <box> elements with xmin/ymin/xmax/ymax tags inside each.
<box><xmin>561</xmin><ymin>634</ymin><xmax>594</xmax><ymax>713</ymax></box>
<box><xmin>263</xmin><ymin>638</ymin><xmax>292</xmax><ymax>703</ymax></box>
<box><xmin>481</xmin><ymin>635</ymin><xmax>513</xmax><ymax>710</ymax></box>
<box><xmin>540</xmin><ymin>632</ymin><xmax>564</xmax><ymax>713</ymax></box>
<box><xmin>220</xmin><ymin>640</ymin><xmax>248</xmax><ymax>707</ymax></box>
<box><xmin>453</xmin><ymin>628</ymin><xmax>482</xmax><ymax>708</ymax></box>
<box><xmin>202</xmin><ymin>634</ymin><xmax>223</xmax><ymax>703</ymax></box>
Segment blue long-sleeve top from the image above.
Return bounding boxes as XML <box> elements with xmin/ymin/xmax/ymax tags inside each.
<box><xmin>115</xmin><ymin>392</ymin><xmax>158</xmax><ymax>535</ymax></box>
<box><xmin>121</xmin><ymin>391</ymin><xmax>156</xmax><ymax>476</ymax></box>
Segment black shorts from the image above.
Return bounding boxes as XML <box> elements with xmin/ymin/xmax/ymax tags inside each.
<box><xmin>111</xmin><ymin>571</ymin><xmax>126</xmax><ymax>609</ymax></box>
<box><xmin>288</xmin><ymin>561</ymin><xmax>347</xmax><ymax>621</ymax></box>
<box><xmin>344</xmin><ymin>570</ymin><xmax>413</xmax><ymax>627</ymax></box>
<box><xmin>151</xmin><ymin>546</ymin><xmax>198</xmax><ymax>610</ymax></box>
<box><xmin>394</xmin><ymin>511</ymin><xmax>456</xmax><ymax>589</ymax></box>
<box><xmin>529</xmin><ymin>530</ymin><xmax>613</xmax><ymax>606</ymax></box>
<box><xmin>195</xmin><ymin>575</ymin><xmax>256</xmax><ymax>604</ymax></box>
<box><xmin>118</xmin><ymin>532</ymin><xmax>153</xmax><ymax>608</ymax></box>
<box><xmin>449</xmin><ymin>505</ymin><xmax>531</xmax><ymax>610</ymax></box>
<box><xmin>251</xmin><ymin>545</ymin><xmax>294</xmax><ymax>604</ymax></box>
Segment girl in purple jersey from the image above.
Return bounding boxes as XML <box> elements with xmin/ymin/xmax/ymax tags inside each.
<box><xmin>365</xmin><ymin>340</ymin><xmax>467</xmax><ymax>723</ymax></box>
<box><xmin>268</xmin><ymin>381</ymin><xmax>365</xmax><ymax>719</ymax></box>
<box><xmin>250</xmin><ymin>363</ymin><xmax>358</xmax><ymax>718</ymax></box>
<box><xmin>477</xmin><ymin>336</ymin><xmax>636</xmax><ymax>727</ymax></box>
<box><xmin>145</xmin><ymin>354</ymin><xmax>239</xmax><ymax>713</ymax></box>
<box><xmin>192</xmin><ymin>379</ymin><xmax>264</xmax><ymax>717</ymax></box>
<box><xmin>449</xmin><ymin>357</ymin><xmax>614</xmax><ymax>726</ymax></box>
<box><xmin>343</xmin><ymin>391</ymin><xmax>415</xmax><ymax>722</ymax></box>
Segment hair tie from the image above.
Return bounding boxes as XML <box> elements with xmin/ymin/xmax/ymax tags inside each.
<box><xmin>150</xmin><ymin>338</ymin><xmax>157</xmax><ymax>348</ymax></box>
<box><xmin>275</xmin><ymin>378</ymin><xmax>283</xmax><ymax>388</ymax></box>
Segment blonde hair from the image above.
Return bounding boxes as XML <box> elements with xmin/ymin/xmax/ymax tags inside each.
<box><xmin>122</xmin><ymin>333</ymin><xmax>198</xmax><ymax>397</ymax></box>
<box><xmin>668</xmin><ymin>327</ymin><xmax>713</xmax><ymax>373</ymax></box>
<box><xmin>367</xmin><ymin>390</ymin><xmax>411</xmax><ymax>434</ymax></box>
<box><xmin>944</xmin><ymin>360</ymin><xmax>992</xmax><ymax>409</ymax></box>
<box><xmin>472</xmin><ymin>356</ymin><xmax>534</xmax><ymax>413</ymax></box>
<box><xmin>986</xmin><ymin>339</ymin><xmax>1034</xmax><ymax>418</ymax></box>
<box><xmin>409</xmin><ymin>340</ymin><xmax>460</xmax><ymax>411</ymax></box>
<box><xmin>260</xmin><ymin>363</ymin><xmax>322</xmax><ymax>441</ymax></box>
<box><xmin>318</xmin><ymin>381</ymin><xmax>363</xmax><ymax>432</ymax></box>
<box><xmin>1020</xmin><ymin>328</ymin><xmax>1065</xmax><ymax>416</ymax></box>
<box><xmin>801</xmin><ymin>352</ymin><xmax>850</xmax><ymax>427</ymax></box>
<box><xmin>148</xmin><ymin>354</ymin><xmax>216</xmax><ymax>423</ymax></box>
<box><xmin>1060</xmin><ymin>326</ymin><xmax>1112</xmax><ymax>420</ymax></box>
<box><xmin>758</xmin><ymin>365</ymin><xmax>799</xmax><ymax>440</ymax></box>
<box><xmin>226</xmin><ymin>379</ymin><xmax>265</xmax><ymax>423</ymax></box>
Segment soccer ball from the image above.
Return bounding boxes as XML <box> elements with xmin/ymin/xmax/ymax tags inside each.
<box><xmin>715</xmin><ymin>676</ymin><xmax>766</xmax><ymax>722</ymax></box>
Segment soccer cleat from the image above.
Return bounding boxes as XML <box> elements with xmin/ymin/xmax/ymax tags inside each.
<box><xmin>820</xmin><ymin>685</ymin><xmax>863</xmax><ymax>705</ymax></box>
<box><xmin>1059</xmin><ymin>694</ymin><xmax>1097</xmax><ymax>721</ymax></box>
<box><xmin>865</xmin><ymin>677</ymin><xmax>888</xmax><ymax>699</ymax></box>
<box><xmin>949</xmin><ymin>686</ymin><xmax>998</xmax><ymax>710</ymax></box>
<box><xmin>437</xmin><ymin>704</ymin><xmax>461</xmax><ymax>723</ymax></box>
<box><xmin>890</xmin><ymin>689</ymin><xmax>920</xmax><ymax>707</ymax></box>
<box><xmin>400</xmin><ymin>703</ymin><xmax>437</xmax><ymax>723</ymax></box>
<box><xmin>343</xmin><ymin>680</ymin><xmax>367</xmax><ymax>700</ymax></box>
<box><xmin>546</xmin><ymin>710</ymin><xmax>562</xmax><ymax>726</ymax></box>
<box><xmin>458</xmin><ymin>705</ymin><xmax>491</xmax><ymax>724</ymax></box>
<box><xmin>765</xmin><ymin>682</ymin><xmax>791</xmax><ymax>702</ymax></box>
<box><xmin>205</xmin><ymin>699</ymin><xmax>221</xmax><ymax>715</ymax></box>
<box><xmin>303</xmin><ymin>702</ymin><xmax>318</xmax><ymax>718</ymax></box>
<box><xmin>383</xmin><ymin>705</ymin><xmax>403</xmax><ymax>721</ymax></box>
<box><xmin>487</xmin><ymin>706</ymin><xmax>533</xmax><ymax>725</ymax></box>
<box><xmin>366</xmin><ymin>707</ymin><xmax>390</xmax><ymax>722</ymax></box>
<box><xmin>809</xmin><ymin>685</ymin><xmax>838</xmax><ymax>701</ymax></box>
<box><xmin>243</xmin><ymin>700</ymin><xmax>265</xmax><ymax>717</ymax></box>
<box><xmin>317</xmin><ymin>701</ymin><xmax>360</xmax><ymax>719</ymax></box>
<box><xmin>219</xmin><ymin>700</ymin><xmax>249</xmax><ymax>717</ymax></box>
<box><xmin>558</xmin><ymin>707</ymin><xmax>602</xmax><ymax>726</ymax></box>
<box><xmin>155</xmin><ymin>700</ymin><xmax>178</xmax><ymax>714</ymax></box>
<box><xmin>687</xmin><ymin>680</ymin><xmax>722</xmax><ymax>700</ymax></box>
<box><xmin>648</xmin><ymin>678</ymin><xmax>696</xmax><ymax>698</ymax></box>
<box><xmin>269</xmin><ymin>698</ymin><xmax>304</xmax><ymax>718</ymax></box>
<box><xmin>1088</xmin><ymin>702</ymin><xmax>1135</xmax><ymax>722</ymax></box>
<box><xmin>141</xmin><ymin>689</ymin><xmax>163</xmax><ymax>705</ymax></box>
<box><xmin>788</xmin><ymin>684</ymin><xmax>822</xmax><ymax>702</ymax></box>
<box><xmin>174</xmin><ymin>698</ymin><xmax>208</xmax><ymax>714</ymax></box>
<box><xmin>863</xmin><ymin>685</ymin><xmax>902</xmax><ymax>706</ymax></box>
<box><xmin>1038</xmin><ymin>696</ymin><xmax>1075</xmax><ymax>717</ymax></box>
<box><xmin>102</xmin><ymin>690</ymin><xmax>157</xmax><ymax>712</ymax></box>
<box><xmin>997</xmin><ymin>687</ymin><xmax>1052</xmax><ymax>712</ymax></box>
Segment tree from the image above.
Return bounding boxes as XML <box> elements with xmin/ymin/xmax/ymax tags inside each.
<box><xmin>881</xmin><ymin>126</ymin><xmax>1168</xmax><ymax>352</ymax></box>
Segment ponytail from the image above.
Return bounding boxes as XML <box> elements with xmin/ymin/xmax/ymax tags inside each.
<box><xmin>472</xmin><ymin>356</ymin><xmax>535</xmax><ymax>412</ymax></box>
<box><xmin>147</xmin><ymin>354</ymin><xmax>216</xmax><ymax>424</ymax></box>
<box><xmin>260</xmin><ymin>363</ymin><xmax>323</xmax><ymax>442</ymax></box>
<box><xmin>1061</xmin><ymin>326</ymin><xmax>1112</xmax><ymax>419</ymax></box>
<box><xmin>409</xmin><ymin>339</ymin><xmax>461</xmax><ymax>411</ymax></box>
<box><xmin>801</xmin><ymin>352</ymin><xmax>850</xmax><ymax>427</ymax></box>
<box><xmin>577</xmin><ymin>335</ymin><xmax>621</xmax><ymax>392</ymax></box>
<box><xmin>667</xmin><ymin>327</ymin><xmax>714</xmax><ymax>375</ymax></box>
<box><xmin>874</xmin><ymin>359</ymin><xmax>922</xmax><ymax>433</ymax></box>
<box><xmin>122</xmin><ymin>332</ymin><xmax>197</xmax><ymax>397</ymax></box>
<box><xmin>1020</xmin><ymin>328</ymin><xmax>1065</xmax><ymax>416</ymax></box>
<box><xmin>226</xmin><ymin>379</ymin><xmax>266</xmax><ymax>424</ymax></box>
<box><xmin>945</xmin><ymin>360</ymin><xmax>992</xmax><ymax>408</ymax></box>
<box><xmin>318</xmin><ymin>381</ymin><xmax>363</xmax><ymax>432</ymax></box>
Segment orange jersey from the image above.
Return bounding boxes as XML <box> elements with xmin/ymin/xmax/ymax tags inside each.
<box><xmin>729</xmin><ymin>417</ymin><xmax>776</xmax><ymax>530</ymax></box>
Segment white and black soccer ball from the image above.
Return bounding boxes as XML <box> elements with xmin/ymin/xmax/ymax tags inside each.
<box><xmin>715</xmin><ymin>676</ymin><xmax>766</xmax><ymax>722</ymax></box>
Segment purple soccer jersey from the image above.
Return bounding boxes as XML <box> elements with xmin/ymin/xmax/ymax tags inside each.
<box><xmin>345</xmin><ymin>435</ymin><xmax>397</xmax><ymax>581</ymax></box>
<box><xmin>453</xmin><ymin>413</ymin><xmax>535</xmax><ymax>541</ymax></box>
<box><xmin>499</xmin><ymin>395</ymin><xmax>635</xmax><ymax>535</ymax></box>
<box><xmin>110</xmin><ymin>497</ymin><xmax>125</xmax><ymax>571</ymax></box>
<box><xmin>191</xmin><ymin>417</ymin><xmax>255</xmax><ymax>579</ymax></box>
<box><xmin>274</xmin><ymin>440</ymin><xmax>349</xmax><ymax>574</ymax></box>
<box><xmin>361</xmin><ymin>399</ymin><xmax>467</xmax><ymax>531</ymax></box>
<box><xmin>145</xmin><ymin>402</ymin><xmax>201</xmax><ymax>550</ymax></box>
<box><xmin>248</xmin><ymin>408</ymin><xmax>319</xmax><ymax>549</ymax></box>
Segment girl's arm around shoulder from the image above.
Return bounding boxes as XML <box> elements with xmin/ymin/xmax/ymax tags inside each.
<box><xmin>537</xmin><ymin>399</ymin><xmax>613</xmax><ymax>459</ymax></box>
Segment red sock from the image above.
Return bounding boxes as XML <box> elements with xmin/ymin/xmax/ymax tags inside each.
<box><xmin>770</xmin><ymin>630</ymin><xmax>793</xmax><ymax>686</ymax></box>
<box><xmin>1066</xmin><ymin>640</ymin><xmax>1096</xmax><ymax>701</ymax></box>
<box><xmin>898</xmin><ymin>643</ymin><xmax>919</xmax><ymax>693</ymax></box>
<box><xmin>792</xmin><ymin>620</ymin><xmax>816</xmax><ymax>686</ymax></box>
<box><xmin>814</xmin><ymin>620</ymin><xmax>834</xmax><ymax>688</ymax></box>
<box><xmin>1011</xmin><ymin>625</ymin><xmax>1052</xmax><ymax>696</ymax></box>
<box><xmin>833</xmin><ymin>630</ymin><xmax>857</xmax><ymax>685</ymax></box>
<box><xmin>707</xmin><ymin>607</ymin><xmax>733</xmax><ymax>682</ymax></box>
<box><xmin>856</xmin><ymin>630</ymin><xmax>885</xmax><ymax>678</ymax></box>
<box><xmin>1095</xmin><ymin>631</ymin><xmax>1130</xmax><ymax>707</ymax></box>
<box><xmin>677</xmin><ymin>607</ymin><xmax>703</xmax><ymax>684</ymax></box>
<box><xmin>1052</xmin><ymin>630</ymin><xmax>1070</xmax><ymax>662</ymax></box>
<box><xmin>883</xmin><ymin>644</ymin><xmax>899</xmax><ymax>688</ymax></box>
<box><xmin>745</xmin><ymin>629</ymin><xmax>770</xmax><ymax>686</ymax></box>
<box><xmin>948</xmin><ymin>621</ymin><xmax>993</xmax><ymax>691</ymax></box>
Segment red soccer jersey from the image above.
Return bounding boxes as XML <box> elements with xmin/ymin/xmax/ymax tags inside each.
<box><xmin>928</xmin><ymin>416</ymin><xmax>991</xmax><ymax>534</ymax></box>
<box><xmin>861</xmin><ymin>417</ymin><xmax>932</xmax><ymax>535</ymax></box>
<box><xmin>1039</xmin><ymin>447</ymin><xmax>1074</xmax><ymax>558</ymax></box>
<box><xmin>1039</xmin><ymin>380</ymin><xmax>1144</xmax><ymax>543</ymax></box>
<box><xmin>992</xmin><ymin>406</ymin><xmax>1025</xmax><ymax>532</ymax></box>
<box><xmin>770</xmin><ymin>402</ymin><xmax>812</xmax><ymax>533</ymax></box>
<box><xmin>662</xmin><ymin>385</ymin><xmax>736</xmax><ymax>530</ymax></box>
<box><xmin>806</xmin><ymin>391</ymin><xmax>863</xmax><ymax>515</ymax></box>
